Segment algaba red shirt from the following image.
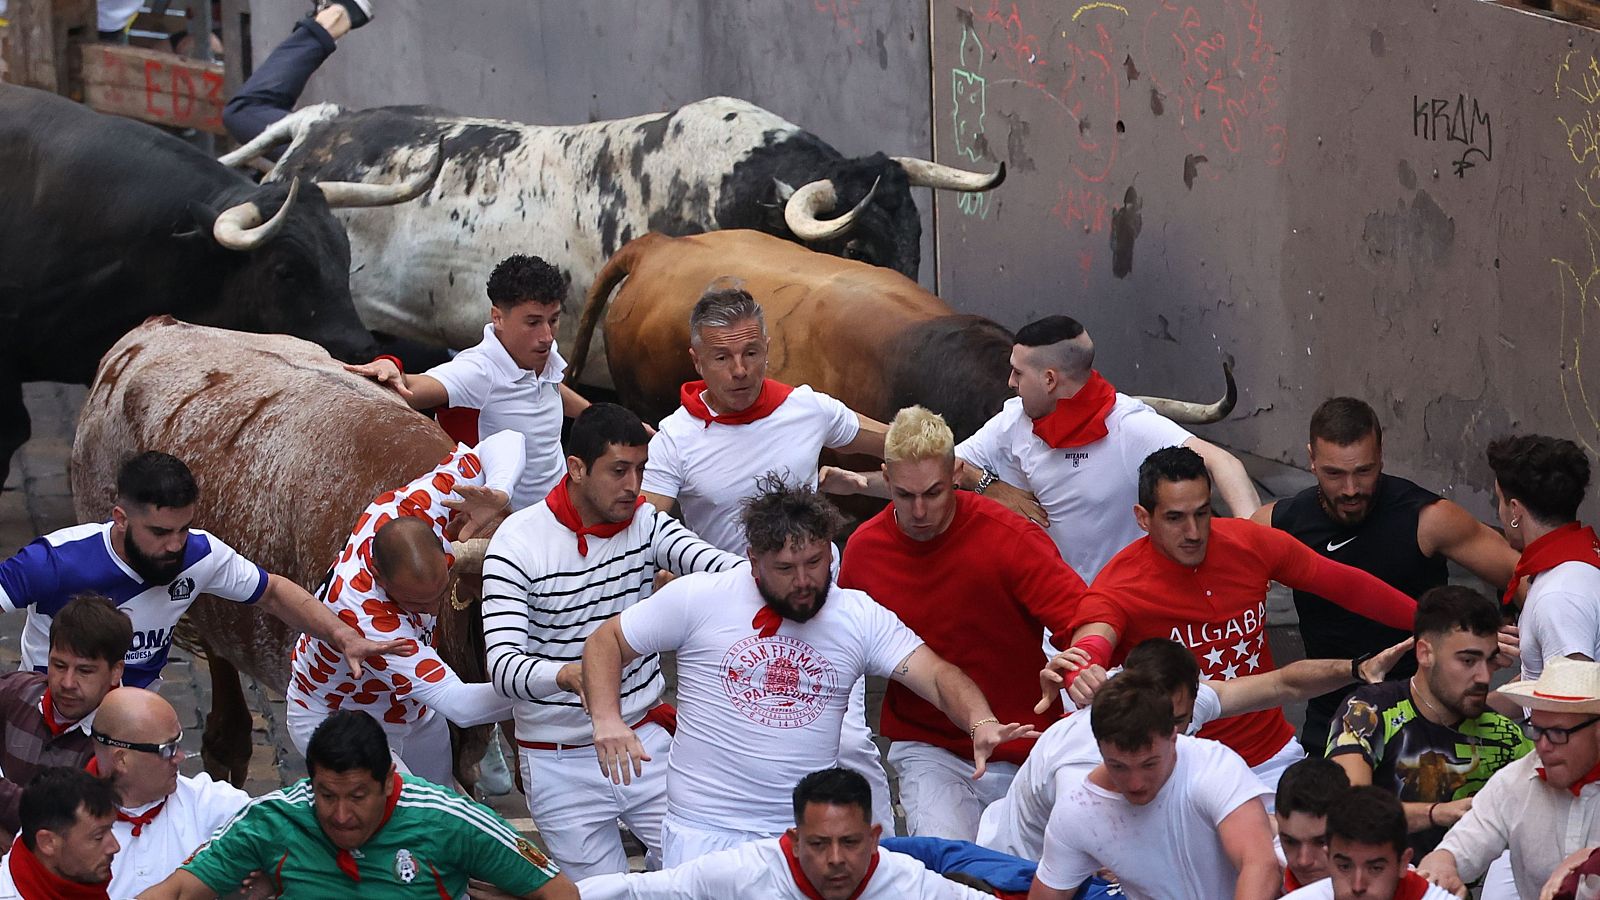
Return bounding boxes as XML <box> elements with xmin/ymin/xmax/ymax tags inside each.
<box><xmin>840</xmin><ymin>492</ymin><xmax>1087</xmax><ymax>765</ymax></box>
<box><xmin>1073</xmin><ymin>518</ymin><xmax>1416</xmax><ymax>766</ymax></box>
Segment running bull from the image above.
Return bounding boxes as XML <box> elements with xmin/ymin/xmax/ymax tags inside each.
<box><xmin>570</xmin><ymin>230</ymin><xmax>1236</xmax><ymax>439</ymax></box>
<box><xmin>72</xmin><ymin>317</ymin><xmax>500</xmax><ymax>788</ymax></box>
<box><xmin>0</xmin><ymin>84</ymin><xmax>439</xmax><ymax>489</ymax></box>
<box><xmin>218</xmin><ymin>96</ymin><xmax>1004</xmax><ymax>388</ymax></box>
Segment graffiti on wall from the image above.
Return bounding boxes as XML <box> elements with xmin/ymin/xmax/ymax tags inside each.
<box><xmin>1553</xmin><ymin>51</ymin><xmax>1600</xmax><ymax>451</ymax></box>
<box><xmin>952</xmin><ymin>24</ymin><xmax>995</xmax><ymax>218</ymax></box>
<box><xmin>1413</xmin><ymin>94</ymin><xmax>1493</xmax><ymax>178</ymax></box>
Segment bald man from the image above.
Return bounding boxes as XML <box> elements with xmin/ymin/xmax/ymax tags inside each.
<box><xmin>89</xmin><ymin>688</ymin><xmax>250</xmax><ymax>898</ymax></box>
<box><xmin>285</xmin><ymin>433</ymin><xmax>524</xmax><ymax>786</ymax></box>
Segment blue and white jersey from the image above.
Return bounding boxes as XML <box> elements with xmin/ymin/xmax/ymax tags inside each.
<box><xmin>0</xmin><ymin>522</ymin><xmax>268</xmax><ymax>687</ymax></box>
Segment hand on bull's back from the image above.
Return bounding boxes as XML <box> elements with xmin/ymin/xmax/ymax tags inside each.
<box><xmin>443</xmin><ymin>485</ymin><xmax>512</xmax><ymax>541</ymax></box>
<box><xmin>343</xmin><ymin>358</ymin><xmax>414</xmax><ymax>399</ymax></box>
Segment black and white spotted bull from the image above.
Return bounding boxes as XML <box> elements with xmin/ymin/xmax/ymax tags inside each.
<box><xmin>219</xmin><ymin>96</ymin><xmax>1004</xmax><ymax>388</ymax></box>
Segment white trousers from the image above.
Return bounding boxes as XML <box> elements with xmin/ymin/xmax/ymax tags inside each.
<box><xmin>1249</xmin><ymin>737</ymin><xmax>1307</xmax><ymax>814</ymax></box>
<box><xmin>840</xmin><ymin>676</ymin><xmax>895</xmax><ymax>830</ymax></box>
<box><xmin>659</xmin><ymin>811</ymin><xmax>776</xmax><ymax>868</ymax></box>
<box><xmin>517</xmin><ymin>723</ymin><xmax>672</xmax><ymax>880</ymax></box>
<box><xmin>887</xmin><ymin>741</ymin><xmax>1018</xmax><ymax>841</ymax></box>
<box><xmin>287</xmin><ymin>703</ymin><xmax>454</xmax><ymax>787</ymax></box>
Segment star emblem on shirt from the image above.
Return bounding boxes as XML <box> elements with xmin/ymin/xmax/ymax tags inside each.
<box><xmin>1231</xmin><ymin>639</ymin><xmax>1252</xmax><ymax>660</ymax></box>
<box><xmin>1204</xmin><ymin>647</ymin><xmax>1226</xmax><ymax>668</ymax></box>
<box><xmin>1245</xmin><ymin>652</ymin><xmax>1261</xmax><ymax>673</ymax></box>
<box><xmin>1220</xmin><ymin>663</ymin><xmax>1239</xmax><ymax>680</ymax></box>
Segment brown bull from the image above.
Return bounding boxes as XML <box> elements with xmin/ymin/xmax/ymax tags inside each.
<box><xmin>569</xmin><ymin>230</ymin><xmax>1234</xmax><ymax>441</ymax></box>
<box><xmin>72</xmin><ymin>316</ymin><xmax>497</xmax><ymax>788</ymax></box>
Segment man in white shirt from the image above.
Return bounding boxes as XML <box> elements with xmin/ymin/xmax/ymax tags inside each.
<box><xmin>0</xmin><ymin>452</ymin><xmax>405</xmax><ymax>690</ymax></box>
<box><xmin>86</xmin><ymin>688</ymin><xmax>249</xmax><ymax>898</ymax></box>
<box><xmin>1275</xmin><ymin>759</ymin><xmax>1351</xmax><ymax>894</ymax></box>
<box><xmin>954</xmin><ymin>315</ymin><xmax>1260</xmax><ymax>583</ymax></box>
<box><xmin>1485</xmin><ymin>434</ymin><xmax>1600</xmax><ymax>683</ymax></box>
<box><xmin>1418</xmin><ymin>658</ymin><xmax>1600</xmax><ymax>899</ymax></box>
<box><xmin>1028</xmin><ymin>672</ymin><xmax>1279</xmax><ymax>900</ymax></box>
<box><xmin>983</xmin><ymin>636</ymin><xmax>1405</xmax><ymax>862</ymax></box>
<box><xmin>576</xmin><ymin>767</ymin><xmax>996</xmax><ymax>900</ymax></box>
<box><xmin>285</xmin><ymin>431</ymin><xmax>527</xmax><ymax>786</ymax></box>
<box><xmin>0</xmin><ymin>768</ymin><xmax>119</xmax><ymax>898</ymax></box>
<box><xmin>482</xmin><ymin>403</ymin><xmax>744</xmax><ymax>877</ymax></box>
<box><xmin>346</xmin><ymin>254</ymin><xmax>591</xmax><ymax>509</ymax></box>
<box><xmin>635</xmin><ymin>286</ymin><xmax>895</xmax><ymax>822</ymax></box>
<box><xmin>1284</xmin><ymin>786</ymin><xmax>1456</xmax><ymax>900</ymax></box>
<box><xmin>583</xmin><ymin>480</ymin><xmax>1032</xmax><ymax>866</ymax></box>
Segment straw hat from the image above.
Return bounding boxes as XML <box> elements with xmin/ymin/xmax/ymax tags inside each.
<box><xmin>1495</xmin><ymin>657</ymin><xmax>1600</xmax><ymax>714</ymax></box>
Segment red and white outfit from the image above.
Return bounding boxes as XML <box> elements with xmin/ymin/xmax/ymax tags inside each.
<box><xmin>954</xmin><ymin>374</ymin><xmax>1193</xmax><ymax>583</ymax></box>
<box><xmin>1510</xmin><ymin>523</ymin><xmax>1600</xmax><ymax>684</ymax></box>
<box><xmin>618</xmin><ymin>567</ymin><xmax>923</xmax><ymax>866</ymax></box>
<box><xmin>1073</xmin><ymin>518</ymin><xmax>1417</xmax><ymax>794</ymax></box>
<box><xmin>285</xmin><ymin>432</ymin><xmax>525</xmax><ymax>785</ymax></box>
<box><xmin>0</xmin><ymin>838</ymin><xmax>108</xmax><ymax>899</ymax></box>
<box><xmin>640</xmin><ymin>378</ymin><xmax>892</xmax><ymax>825</ymax></box>
<box><xmin>480</xmin><ymin>482</ymin><xmax>743</xmax><ymax>878</ymax></box>
<box><xmin>1035</xmin><ymin>735</ymin><xmax>1270</xmax><ymax>898</ymax></box>
<box><xmin>575</xmin><ymin>834</ymin><xmax>997</xmax><ymax>899</ymax></box>
<box><xmin>1281</xmin><ymin>872</ymin><xmax>1457</xmax><ymax>899</ymax></box>
<box><xmin>83</xmin><ymin>761</ymin><xmax>250</xmax><ymax>898</ymax></box>
<box><xmin>427</xmin><ymin>324</ymin><xmax>568</xmax><ymax>509</ymax></box>
<box><xmin>839</xmin><ymin>491</ymin><xmax>1085</xmax><ymax>841</ymax></box>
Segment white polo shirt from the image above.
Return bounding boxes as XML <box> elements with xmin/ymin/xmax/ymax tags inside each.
<box><xmin>955</xmin><ymin>394</ymin><xmax>1192</xmax><ymax>582</ymax></box>
<box><xmin>1520</xmin><ymin>561</ymin><xmax>1600</xmax><ymax>683</ymax></box>
<box><xmin>1282</xmin><ymin>874</ymin><xmax>1457</xmax><ymax>900</ymax></box>
<box><xmin>641</xmin><ymin>385</ymin><xmax>859</xmax><ymax>554</ymax></box>
<box><xmin>977</xmin><ymin>682</ymin><xmax>1221</xmax><ymax>861</ymax></box>
<box><xmin>1036</xmin><ymin>735</ymin><xmax>1269</xmax><ymax>898</ymax></box>
<box><xmin>428</xmin><ymin>324</ymin><xmax>567</xmax><ymax>510</ymax></box>
<box><xmin>619</xmin><ymin>567</ymin><xmax>923</xmax><ymax>834</ymax></box>
<box><xmin>105</xmin><ymin>772</ymin><xmax>251</xmax><ymax>898</ymax></box>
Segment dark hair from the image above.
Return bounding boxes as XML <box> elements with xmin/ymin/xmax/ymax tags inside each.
<box><xmin>1123</xmin><ymin>639</ymin><xmax>1200</xmax><ymax>700</ymax></box>
<box><xmin>305</xmin><ymin>710</ymin><xmax>392</xmax><ymax>785</ymax></box>
<box><xmin>1414</xmin><ymin>584</ymin><xmax>1502</xmax><ymax>640</ymax></box>
<box><xmin>1326</xmin><ymin>785</ymin><xmax>1408</xmax><ymax>857</ymax></box>
<box><xmin>1309</xmin><ymin>397</ymin><xmax>1382</xmax><ymax>448</ymax></box>
<box><xmin>1137</xmin><ymin>446</ymin><xmax>1212</xmax><ymax>511</ymax></box>
<box><xmin>49</xmin><ymin>594</ymin><xmax>133</xmax><ymax>666</ymax></box>
<box><xmin>740</xmin><ymin>475</ymin><xmax>845</xmax><ymax>555</ymax></box>
<box><xmin>19</xmin><ymin>767</ymin><xmax>118</xmax><ymax>851</ymax></box>
<box><xmin>486</xmin><ymin>254</ymin><xmax>567</xmax><ymax>310</ymax></box>
<box><xmin>116</xmin><ymin>451</ymin><xmax>198</xmax><ymax>509</ymax></box>
<box><xmin>1275</xmin><ymin>757</ymin><xmax>1350</xmax><ymax>819</ymax></box>
<box><xmin>1486</xmin><ymin>434</ymin><xmax>1590</xmax><ymax>526</ymax></box>
<box><xmin>792</xmin><ymin>767</ymin><xmax>871</xmax><ymax>825</ymax></box>
<box><xmin>1090</xmin><ymin>672</ymin><xmax>1179</xmax><ymax>752</ymax></box>
<box><xmin>1014</xmin><ymin>315</ymin><xmax>1086</xmax><ymax>347</ymax></box>
<box><xmin>568</xmin><ymin>403</ymin><xmax>650</xmax><ymax>470</ymax></box>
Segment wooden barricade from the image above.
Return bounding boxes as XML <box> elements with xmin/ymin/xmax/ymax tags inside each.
<box><xmin>77</xmin><ymin>42</ymin><xmax>225</xmax><ymax>134</ymax></box>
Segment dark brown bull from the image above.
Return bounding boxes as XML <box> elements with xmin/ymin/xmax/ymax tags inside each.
<box><xmin>72</xmin><ymin>316</ymin><xmax>498</xmax><ymax>787</ymax></box>
<box><xmin>570</xmin><ymin>230</ymin><xmax>1235</xmax><ymax>441</ymax></box>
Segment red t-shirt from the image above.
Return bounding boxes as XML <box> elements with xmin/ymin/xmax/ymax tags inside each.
<box><xmin>1073</xmin><ymin>518</ymin><xmax>1414</xmax><ymax>766</ymax></box>
<box><xmin>840</xmin><ymin>492</ymin><xmax>1087</xmax><ymax>765</ymax></box>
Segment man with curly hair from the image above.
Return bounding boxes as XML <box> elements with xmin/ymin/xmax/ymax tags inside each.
<box><xmin>347</xmin><ymin>254</ymin><xmax>591</xmax><ymax>510</ymax></box>
<box><xmin>1486</xmin><ymin>434</ymin><xmax>1600</xmax><ymax>685</ymax></box>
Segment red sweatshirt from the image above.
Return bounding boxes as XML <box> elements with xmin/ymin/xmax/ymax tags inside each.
<box><xmin>1072</xmin><ymin>517</ymin><xmax>1416</xmax><ymax>766</ymax></box>
<box><xmin>839</xmin><ymin>492</ymin><xmax>1087</xmax><ymax>765</ymax></box>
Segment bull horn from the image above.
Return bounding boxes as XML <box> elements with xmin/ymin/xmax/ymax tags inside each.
<box><xmin>315</xmin><ymin>140</ymin><xmax>445</xmax><ymax>209</ymax></box>
<box><xmin>891</xmin><ymin>157</ymin><xmax>1006</xmax><ymax>192</ymax></box>
<box><xmin>449</xmin><ymin>538</ymin><xmax>491</xmax><ymax>575</ymax></box>
<box><xmin>1133</xmin><ymin>359</ymin><xmax>1238</xmax><ymax>424</ymax></box>
<box><xmin>212</xmin><ymin>178</ymin><xmax>300</xmax><ymax>252</ymax></box>
<box><xmin>783</xmin><ymin>176</ymin><xmax>880</xmax><ymax>242</ymax></box>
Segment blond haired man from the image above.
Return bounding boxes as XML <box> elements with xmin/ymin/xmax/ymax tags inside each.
<box><xmin>839</xmin><ymin>406</ymin><xmax>1087</xmax><ymax>840</ymax></box>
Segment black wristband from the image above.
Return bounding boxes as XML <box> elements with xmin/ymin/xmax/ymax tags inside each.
<box><xmin>1351</xmin><ymin>651</ymin><xmax>1377</xmax><ymax>684</ymax></box>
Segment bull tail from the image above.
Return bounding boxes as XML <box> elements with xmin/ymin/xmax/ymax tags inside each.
<box><xmin>568</xmin><ymin>233</ymin><xmax>669</xmax><ymax>384</ymax></box>
<box><xmin>216</xmin><ymin>103</ymin><xmax>344</xmax><ymax>169</ymax></box>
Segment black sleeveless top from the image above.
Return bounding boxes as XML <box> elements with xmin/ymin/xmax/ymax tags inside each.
<box><xmin>1273</xmin><ymin>474</ymin><xmax>1449</xmax><ymax>749</ymax></box>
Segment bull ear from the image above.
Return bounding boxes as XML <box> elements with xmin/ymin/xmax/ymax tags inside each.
<box><xmin>177</xmin><ymin>200</ymin><xmax>220</xmax><ymax>240</ymax></box>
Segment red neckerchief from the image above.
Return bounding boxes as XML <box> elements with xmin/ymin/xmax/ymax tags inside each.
<box><xmin>1555</xmin><ymin>846</ymin><xmax>1600</xmax><ymax>900</ymax></box>
<box><xmin>779</xmin><ymin>832</ymin><xmax>879</xmax><ymax>900</ymax></box>
<box><xmin>1506</xmin><ymin>522</ymin><xmax>1600</xmax><ymax>607</ymax></box>
<box><xmin>332</xmin><ymin>772</ymin><xmax>403</xmax><ymax>882</ymax></box>
<box><xmin>1539</xmin><ymin>756</ymin><xmax>1600</xmax><ymax>797</ymax></box>
<box><xmin>1030</xmin><ymin>371</ymin><xmax>1117</xmax><ymax>449</ymax></box>
<box><xmin>679</xmin><ymin>379</ymin><xmax>794</xmax><ymax>428</ymax></box>
<box><xmin>40</xmin><ymin>688</ymin><xmax>79</xmax><ymax>738</ymax></box>
<box><xmin>1283</xmin><ymin>867</ymin><xmax>1304</xmax><ymax>892</ymax></box>
<box><xmin>753</xmin><ymin>607</ymin><xmax>784</xmax><ymax>638</ymax></box>
<box><xmin>4</xmin><ymin>836</ymin><xmax>110</xmax><ymax>899</ymax></box>
<box><xmin>545</xmin><ymin>477</ymin><xmax>643</xmax><ymax>556</ymax></box>
<box><xmin>1395</xmin><ymin>871</ymin><xmax>1434</xmax><ymax>900</ymax></box>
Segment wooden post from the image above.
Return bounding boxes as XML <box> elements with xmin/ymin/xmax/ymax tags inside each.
<box><xmin>186</xmin><ymin>0</ymin><xmax>213</xmax><ymax>152</ymax></box>
<box><xmin>1</xmin><ymin>0</ymin><xmax>94</xmax><ymax>94</ymax></box>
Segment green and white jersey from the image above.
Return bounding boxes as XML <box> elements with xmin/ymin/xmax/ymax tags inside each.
<box><xmin>183</xmin><ymin>773</ymin><xmax>559</xmax><ymax>897</ymax></box>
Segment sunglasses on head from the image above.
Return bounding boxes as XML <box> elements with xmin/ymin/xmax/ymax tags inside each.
<box><xmin>91</xmin><ymin>729</ymin><xmax>183</xmax><ymax>759</ymax></box>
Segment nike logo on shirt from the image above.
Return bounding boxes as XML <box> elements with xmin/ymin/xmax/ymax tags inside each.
<box><xmin>1326</xmin><ymin>537</ymin><xmax>1357</xmax><ymax>552</ymax></box>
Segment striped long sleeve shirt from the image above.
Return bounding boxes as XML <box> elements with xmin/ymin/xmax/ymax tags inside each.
<box><xmin>481</xmin><ymin>501</ymin><xmax>743</xmax><ymax>745</ymax></box>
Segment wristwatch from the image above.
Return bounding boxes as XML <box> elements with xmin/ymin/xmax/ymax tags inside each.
<box><xmin>1351</xmin><ymin>651</ymin><xmax>1377</xmax><ymax>684</ymax></box>
<box><xmin>974</xmin><ymin>467</ymin><xmax>998</xmax><ymax>494</ymax></box>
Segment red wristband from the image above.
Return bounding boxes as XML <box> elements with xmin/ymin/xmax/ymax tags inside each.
<box><xmin>375</xmin><ymin>354</ymin><xmax>405</xmax><ymax>375</ymax></box>
<box><xmin>1064</xmin><ymin>634</ymin><xmax>1114</xmax><ymax>687</ymax></box>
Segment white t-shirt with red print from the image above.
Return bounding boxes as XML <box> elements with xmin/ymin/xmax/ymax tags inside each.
<box><xmin>285</xmin><ymin>435</ymin><xmax>523</xmax><ymax>731</ymax></box>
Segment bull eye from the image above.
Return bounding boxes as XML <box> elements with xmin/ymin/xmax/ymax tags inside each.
<box><xmin>843</xmin><ymin>240</ymin><xmax>872</xmax><ymax>262</ymax></box>
<box><xmin>273</xmin><ymin>261</ymin><xmax>298</xmax><ymax>282</ymax></box>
